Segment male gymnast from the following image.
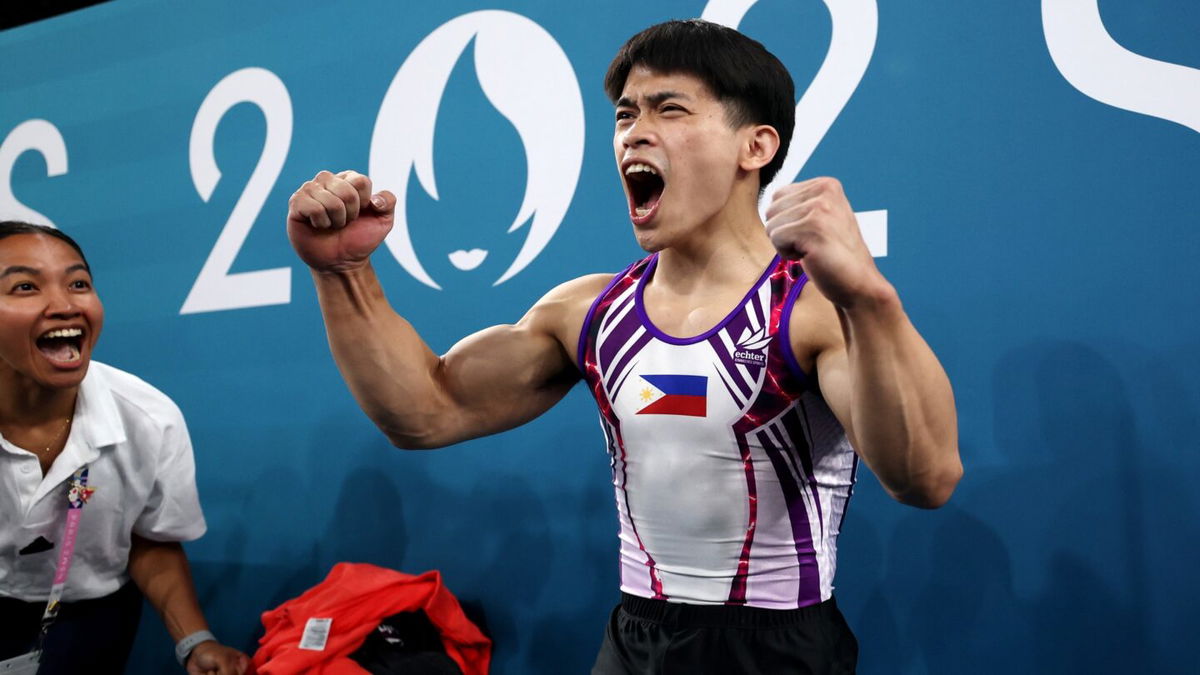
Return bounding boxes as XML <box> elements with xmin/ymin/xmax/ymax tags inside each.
<box><xmin>287</xmin><ymin>19</ymin><xmax>961</xmax><ymax>674</ymax></box>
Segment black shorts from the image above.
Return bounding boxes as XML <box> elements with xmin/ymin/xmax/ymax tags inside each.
<box><xmin>0</xmin><ymin>581</ymin><xmax>142</xmax><ymax>674</ymax></box>
<box><xmin>592</xmin><ymin>593</ymin><xmax>858</xmax><ymax>675</ymax></box>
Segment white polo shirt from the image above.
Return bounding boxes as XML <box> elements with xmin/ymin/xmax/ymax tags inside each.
<box><xmin>0</xmin><ymin>361</ymin><xmax>206</xmax><ymax>602</ymax></box>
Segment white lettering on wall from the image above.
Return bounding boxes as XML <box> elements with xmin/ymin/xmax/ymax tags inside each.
<box><xmin>183</xmin><ymin>67</ymin><xmax>294</xmax><ymax>314</ymax></box>
<box><xmin>1044</xmin><ymin>0</ymin><xmax>1200</xmax><ymax>134</ymax></box>
<box><xmin>0</xmin><ymin>119</ymin><xmax>68</xmax><ymax>227</ymax></box>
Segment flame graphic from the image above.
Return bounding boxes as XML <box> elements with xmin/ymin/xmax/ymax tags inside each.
<box><xmin>369</xmin><ymin>10</ymin><xmax>585</xmax><ymax>289</ymax></box>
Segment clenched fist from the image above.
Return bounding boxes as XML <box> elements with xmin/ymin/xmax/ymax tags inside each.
<box><xmin>287</xmin><ymin>170</ymin><xmax>396</xmax><ymax>273</ymax></box>
<box><xmin>764</xmin><ymin>177</ymin><xmax>890</xmax><ymax>309</ymax></box>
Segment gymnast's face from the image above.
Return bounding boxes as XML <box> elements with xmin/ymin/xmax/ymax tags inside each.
<box><xmin>614</xmin><ymin>67</ymin><xmax>747</xmax><ymax>252</ymax></box>
<box><xmin>0</xmin><ymin>234</ymin><xmax>103</xmax><ymax>392</ymax></box>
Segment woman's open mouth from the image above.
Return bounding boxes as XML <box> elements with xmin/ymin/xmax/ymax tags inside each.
<box><xmin>37</xmin><ymin>327</ymin><xmax>85</xmax><ymax>367</ymax></box>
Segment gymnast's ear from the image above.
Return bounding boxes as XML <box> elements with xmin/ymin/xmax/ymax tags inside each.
<box><xmin>739</xmin><ymin>124</ymin><xmax>781</xmax><ymax>175</ymax></box>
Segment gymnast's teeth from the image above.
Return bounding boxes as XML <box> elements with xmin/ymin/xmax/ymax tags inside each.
<box><xmin>41</xmin><ymin>328</ymin><xmax>83</xmax><ymax>339</ymax></box>
<box><xmin>625</xmin><ymin>163</ymin><xmax>658</xmax><ymax>176</ymax></box>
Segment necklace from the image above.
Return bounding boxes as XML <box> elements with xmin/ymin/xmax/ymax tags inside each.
<box><xmin>37</xmin><ymin>417</ymin><xmax>73</xmax><ymax>454</ymax></box>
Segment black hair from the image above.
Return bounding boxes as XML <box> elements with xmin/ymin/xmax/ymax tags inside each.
<box><xmin>605</xmin><ymin>19</ymin><xmax>796</xmax><ymax>188</ymax></box>
<box><xmin>0</xmin><ymin>221</ymin><xmax>91</xmax><ymax>271</ymax></box>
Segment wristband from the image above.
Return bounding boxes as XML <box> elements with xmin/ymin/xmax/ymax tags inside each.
<box><xmin>175</xmin><ymin>630</ymin><xmax>216</xmax><ymax>666</ymax></box>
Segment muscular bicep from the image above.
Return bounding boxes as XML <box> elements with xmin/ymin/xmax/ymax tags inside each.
<box><xmin>790</xmin><ymin>284</ymin><xmax>860</xmax><ymax>451</ymax></box>
<box><xmin>795</xmin><ymin>281</ymin><xmax>961</xmax><ymax>507</ymax></box>
<box><xmin>413</xmin><ymin>273</ymin><xmax>610</xmax><ymax>447</ymax></box>
<box><xmin>814</xmin><ymin>345</ymin><xmax>860</xmax><ymax>451</ymax></box>
<box><xmin>435</xmin><ymin>319</ymin><xmax>579</xmax><ymax>442</ymax></box>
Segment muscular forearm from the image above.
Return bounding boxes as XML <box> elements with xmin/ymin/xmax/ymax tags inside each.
<box><xmin>839</xmin><ymin>284</ymin><xmax>961</xmax><ymax>508</ymax></box>
<box><xmin>127</xmin><ymin>536</ymin><xmax>208</xmax><ymax>641</ymax></box>
<box><xmin>311</xmin><ymin>264</ymin><xmax>455</xmax><ymax>448</ymax></box>
<box><xmin>129</xmin><ymin>536</ymin><xmax>248</xmax><ymax>673</ymax></box>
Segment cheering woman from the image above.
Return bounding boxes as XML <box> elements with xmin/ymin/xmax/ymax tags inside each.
<box><xmin>0</xmin><ymin>222</ymin><xmax>246</xmax><ymax>674</ymax></box>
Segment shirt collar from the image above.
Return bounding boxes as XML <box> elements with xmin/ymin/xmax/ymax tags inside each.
<box><xmin>33</xmin><ymin>363</ymin><xmax>127</xmax><ymax>502</ymax></box>
<box><xmin>73</xmin><ymin>362</ymin><xmax>127</xmax><ymax>450</ymax></box>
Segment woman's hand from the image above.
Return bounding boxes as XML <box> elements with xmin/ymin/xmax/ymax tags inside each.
<box><xmin>186</xmin><ymin>640</ymin><xmax>250</xmax><ymax>675</ymax></box>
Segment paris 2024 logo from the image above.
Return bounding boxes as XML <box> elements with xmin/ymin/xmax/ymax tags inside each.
<box><xmin>368</xmin><ymin>10</ymin><xmax>585</xmax><ymax>290</ymax></box>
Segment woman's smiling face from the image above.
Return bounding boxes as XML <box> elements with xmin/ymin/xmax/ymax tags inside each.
<box><xmin>0</xmin><ymin>233</ymin><xmax>103</xmax><ymax>392</ymax></box>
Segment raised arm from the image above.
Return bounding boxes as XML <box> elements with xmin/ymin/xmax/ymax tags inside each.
<box><xmin>287</xmin><ymin>170</ymin><xmax>596</xmax><ymax>448</ymax></box>
<box><xmin>767</xmin><ymin>177</ymin><xmax>962</xmax><ymax>508</ymax></box>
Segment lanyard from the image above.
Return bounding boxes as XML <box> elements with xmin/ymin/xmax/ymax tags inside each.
<box><xmin>32</xmin><ymin>465</ymin><xmax>90</xmax><ymax>653</ymax></box>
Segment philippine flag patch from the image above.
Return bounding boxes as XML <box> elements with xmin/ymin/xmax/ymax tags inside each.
<box><xmin>635</xmin><ymin>374</ymin><xmax>707</xmax><ymax>417</ymax></box>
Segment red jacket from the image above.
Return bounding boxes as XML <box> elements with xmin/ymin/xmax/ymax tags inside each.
<box><xmin>252</xmin><ymin>563</ymin><xmax>491</xmax><ymax>674</ymax></box>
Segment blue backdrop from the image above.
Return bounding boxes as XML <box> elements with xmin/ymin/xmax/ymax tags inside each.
<box><xmin>2</xmin><ymin>1</ymin><xmax>1197</xmax><ymax>673</ymax></box>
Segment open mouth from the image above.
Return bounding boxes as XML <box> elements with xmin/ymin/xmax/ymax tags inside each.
<box><xmin>37</xmin><ymin>327</ymin><xmax>85</xmax><ymax>366</ymax></box>
<box><xmin>624</xmin><ymin>162</ymin><xmax>665</xmax><ymax>224</ymax></box>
